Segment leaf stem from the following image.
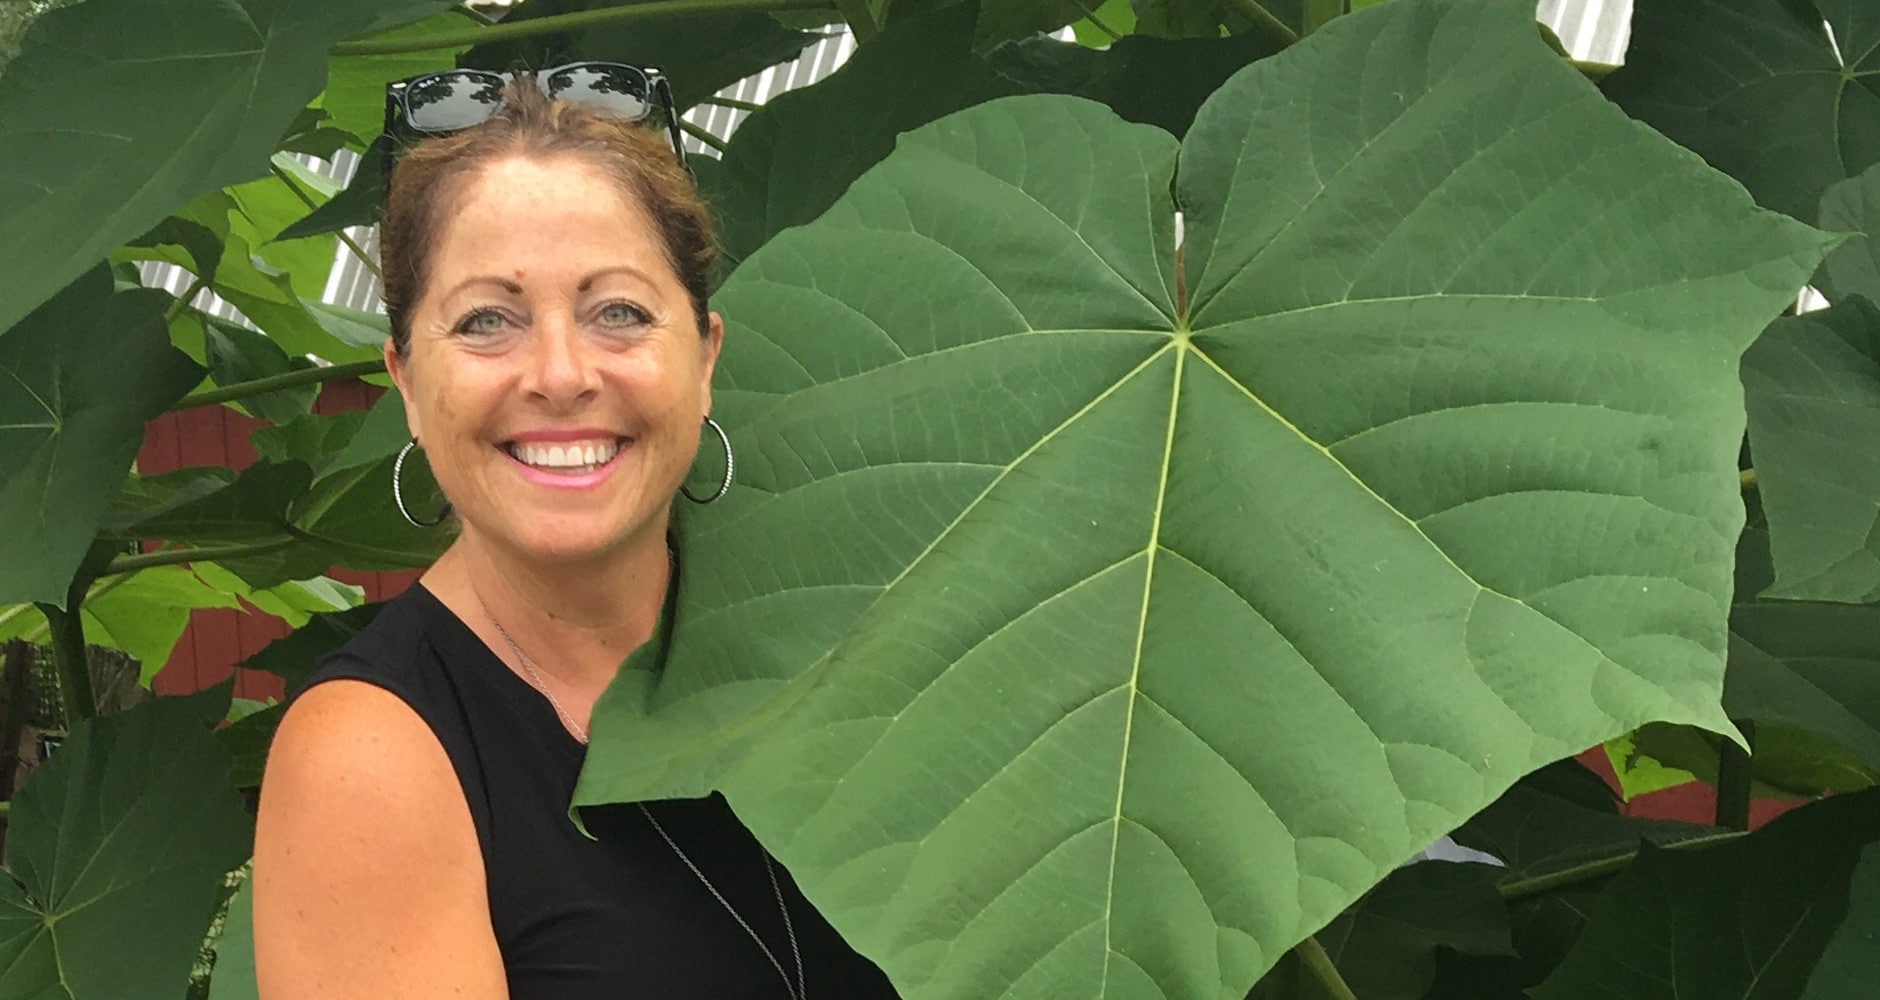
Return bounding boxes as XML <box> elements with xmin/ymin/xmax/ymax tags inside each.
<box><xmin>166</xmin><ymin>276</ymin><xmax>207</xmax><ymax>324</ymax></box>
<box><xmin>680</xmin><ymin>119</ymin><xmax>728</xmax><ymax>152</ymax></box>
<box><xmin>1741</xmin><ymin>468</ymin><xmax>1758</xmax><ymax>490</ymax></box>
<box><xmin>1497</xmin><ymin>829</ymin><xmax>1751</xmax><ymax>900</ymax></box>
<box><xmin>1071</xmin><ymin>0</ymin><xmax>1124</xmax><ymax>41</ymax></box>
<box><xmin>35</xmin><ymin>599</ymin><xmax>94</xmax><ymax>725</ymax></box>
<box><xmin>103</xmin><ymin>540</ymin><xmax>298</xmax><ymax>578</ymax></box>
<box><xmin>1291</xmin><ymin>935</ymin><xmax>1358</xmax><ymax>1000</ymax></box>
<box><xmin>269</xmin><ymin>162</ymin><xmax>383</xmax><ymax>282</ymax></box>
<box><xmin>169</xmin><ymin>358</ymin><xmax>386</xmax><ymax>412</ymax></box>
<box><xmin>1716</xmin><ymin>720</ymin><xmax>1755</xmax><ymax>831</ymax></box>
<box><xmin>1221</xmin><ymin>0</ymin><xmax>1299</xmax><ymax>47</ymax></box>
<box><xmin>834</xmin><ymin>0</ymin><xmax>879</xmax><ymax>42</ymax></box>
<box><xmin>700</xmin><ymin>95</ymin><xmax>762</xmax><ymax>112</ymax></box>
<box><xmin>332</xmin><ymin>0</ymin><xmax>838</xmax><ymax>56</ymax></box>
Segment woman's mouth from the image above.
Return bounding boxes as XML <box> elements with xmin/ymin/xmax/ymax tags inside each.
<box><xmin>502</xmin><ymin>436</ymin><xmax>627</xmax><ymax>475</ymax></box>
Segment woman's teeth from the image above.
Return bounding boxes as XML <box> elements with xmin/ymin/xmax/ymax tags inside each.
<box><xmin>505</xmin><ymin>439</ymin><xmax>620</xmax><ymax>473</ymax></box>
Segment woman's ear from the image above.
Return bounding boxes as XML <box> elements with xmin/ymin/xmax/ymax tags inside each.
<box><xmin>384</xmin><ymin>337</ymin><xmax>423</xmax><ymax>442</ymax></box>
<box><xmin>699</xmin><ymin>310</ymin><xmax>724</xmax><ymax>417</ymax></box>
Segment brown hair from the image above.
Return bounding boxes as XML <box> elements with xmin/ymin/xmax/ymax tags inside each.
<box><xmin>379</xmin><ymin>78</ymin><xmax>716</xmax><ymax>359</ymax></box>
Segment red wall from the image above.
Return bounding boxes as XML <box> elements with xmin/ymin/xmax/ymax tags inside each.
<box><xmin>139</xmin><ymin>380</ymin><xmax>419</xmax><ymax>704</ymax></box>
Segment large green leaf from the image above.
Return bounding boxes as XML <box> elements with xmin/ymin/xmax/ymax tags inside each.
<box><xmin>460</xmin><ymin>0</ymin><xmax>817</xmax><ymax>111</ymax></box>
<box><xmin>1531</xmin><ymin>790</ymin><xmax>1880</xmax><ymax>1000</ymax></box>
<box><xmin>1603</xmin><ymin>0</ymin><xmax>1880</xmax><ymax>223</ymax></box>
<box><xmin>0</xmin><ymin>268</ymin><xmax>202</xmax><ymax>607</ymax></box>
<box><xmin>0</xmin><ymin>0</ymin><xmax>454</xmax><ymax>337</ymax></box>
<box><xmin>1741</xmin><ymin>298</ymin><xmax>1880</xmax><ymax>602</ymax></box>
<box><xmin>1728</xmin><ymin>603</ymin><xmax>1880</xmax><ymax>780</ymax></box>
<box><xmin>0</xmin><ymin>695</ymin><xmax>252</xmax><ymax>999</ymax></box>
<box><xmin>572</xmin><ymin>1</ymin><xmax>1831</xmax><ymax>995</ymax></box>
<box><xmin>206</xmin><ymin>876</ymin><xmax>259</xmax><ymax>1000</ymax></box>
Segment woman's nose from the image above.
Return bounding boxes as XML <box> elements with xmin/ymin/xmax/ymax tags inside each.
<box><xmin>519</xmin><ymin>313</ymin><xmax>601</xmax><ymax>405</ymax></box>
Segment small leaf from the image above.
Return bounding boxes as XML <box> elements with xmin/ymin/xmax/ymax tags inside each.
<box><xmin>203</xmin><ymin>317</ymin><xmax>320</xmax><ymax>427</ymax></box>
<box><xmin>0</xmin><ymin>697</ymin><xmax>253</xmax><ymax>999</ymax></box>
<box><xmin>1817</xmin><ymin>164</ymin><xmax>1880</xmax><ymax>303</ymax></box>
<box><xmin>245</xmin><ymin>603</ymin><xmax>386</xmax><ymax>691</ymax></box>
<box><xmin>0</xmin><ymin>267</ymin><xmax>203</xmax><ymax>606</ymax></box>
<box><xmin>1532</xmin><ymin>789</ymin><xmax>1880</xmax><ymax>1000</ymax></box>
<box><xmin>1741</xmin><ymin>298</ymin><xmax>1880</xmax><ymax>602</ymax></box>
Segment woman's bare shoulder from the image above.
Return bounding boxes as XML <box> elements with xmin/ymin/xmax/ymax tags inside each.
<box><xmin>253</xmin><ymin>679</ymin><xmax>507</xmax><ymax>999</ymax></box>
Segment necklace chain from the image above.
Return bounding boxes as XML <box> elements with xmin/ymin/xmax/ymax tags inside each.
<box><xmin>479</xmin><ymin>593</ymin><xmax>805</xmax><ymax>999</ymax></box>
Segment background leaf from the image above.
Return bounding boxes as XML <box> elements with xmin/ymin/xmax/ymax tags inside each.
<box><xmin>0</xmin><ymin>0</ymin><xmax>455</xmax><ymax>337</ymax></box>
<box><xmin>1603</xmin><ymin>0</ymin><xmax>1880</xmax><ymax>223</ymax></box>
<box><xmin>1741</xmin><ymin>297</ymin><xmax>1880</xmax><ymax>602</ymax></box>
<box><xmin>1317</xmin><ymin>861</ymin><xmax>1513</xmax><ymax>1000</ymax></box>
<box><xmin>1817</xmin><ymin>164</ymin><xmax>1880</xmax><ymax>303</ymax></box>
<box><xmin>0</xmin><ymin>696</ymin><xmax>252</xmax><ymax>999</ymax></box>
<box><xmin>0</xmin><ymin>267</ymin><xmax>202</xmax><ymax>606</ymax></box>
<box><xmin>1531</xmin><ymin>789</ymin><xmax>1880</xmax><ymax>1000</ymax></box>
<box><xmin>1800</xmin><ymin>842</ymin><xmax>1880</xmax><ymax>998</ymax></box>
<box><xmin>460</xmin><ymin>0</ymin><xmax>818</xmax><ymax>110</ymax></box>
<box><xmin>574</xmin><ymin>2</ymin><xmax>1831</xmax><ymax>995</ymax></box>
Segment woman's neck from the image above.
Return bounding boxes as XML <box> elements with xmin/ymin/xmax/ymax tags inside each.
<box><xmin>423</xmin><ymin>525</ymin><xmax>672</xmax><ymax>690</ymax></box>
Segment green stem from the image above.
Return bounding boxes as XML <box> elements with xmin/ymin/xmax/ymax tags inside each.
<box><xmin>269</xmin><ymin>162</ymin><xmax>383</xmax><ymax>282</ymax></box>
<box><xmin>1741</xmin><ymin>468</ymin><xmax>1758</xmax><ymax>490</ymax></box>
<box><xmin>1221</xmin><ymin>0</ymin><xmax>1300</xmax><ymax>47</ymax></box>
<box><xmin>169</xmin><ymin>358</ymin><xmax>385</xmax><ymax>412</ymax></box>
<box><xmin>1498</xmin><ymin>829</ymin><xmax>1752</xmax><ymax>900</ymax></box>
<box><xmin>1292</xmin><ymin>935</ymin><xmax>1358</xmax><ymax>1000</ymax></box>
<box><xmin>1716</xmin><ymin>721</ymin><xmax>1755</xmax><ymax>831</ymax></box>
<box><xmin>35</xmin><ymin>599</ymin><xmax>94</xmax><ymax>725</ymax></box>
<box><xmin>700</xmin><ymin>95</ymin><xmax>763</xmax><ymax>112</ymax></box>
<box><xmin>834</xmin><ymin>0</ymin><xmax>879</xmax><ymax>42</ymax></box>
<box><xmin>102</xmin><ymin>540</ymin><xmax>297</xmax><ymax>577</ymax></box>
<box><xmin>166</xmin><ymin>276</ymin><xmax>207</xmax><ymax>324</ymax></box>
<box><xmin>333</xmin><ymin>0</ymin><xmax>837</xmax><ymax>56</ymax></box>
<box><xmin>1072</xmin><ymin>0</ymin><xmax>1124</xmax><ymax>41</ymax></box>
<box><xmin>679</xmin><ymin>119</ymin><xmax>728</xmax><ymax>153</ymax></box>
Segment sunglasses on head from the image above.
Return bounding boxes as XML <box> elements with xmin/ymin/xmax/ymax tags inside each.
<box><xmin>380</xmin><ymin>61</ymin><xmax>688</xmax><ymax>185</ymax></box>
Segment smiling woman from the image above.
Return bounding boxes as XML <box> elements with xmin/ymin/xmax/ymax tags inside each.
<box><xmin>250</xmin><ymin>74</ymin><xmax>899</xmax><ymax>999</ymax></box>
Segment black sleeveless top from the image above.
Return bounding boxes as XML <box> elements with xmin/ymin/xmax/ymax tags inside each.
<box><xmin>292</xmin><ymin>582</ymin><xmax>899</xmax><ymax>999</ymax></box>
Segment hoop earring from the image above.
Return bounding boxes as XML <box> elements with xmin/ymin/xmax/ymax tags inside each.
<box><xmin>393</xmin><ymin>439</ymin><xmax>451</xmax><ymax>527</ymax></box>
<box><xmin>682</xmin><ymin>416</ymin><xmax>734</xmax><ymax>505</ymax></box>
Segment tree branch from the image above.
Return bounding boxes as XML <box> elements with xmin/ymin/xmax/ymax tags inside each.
<box><xmin>168</xmin><ymin>358</ymin><xmax>386</xmax><ymax>412</ymax></box>
<box><xmin>333</xmin><ymin>0</ymin><xmax>838</xmax><ymax>56</ymax></box>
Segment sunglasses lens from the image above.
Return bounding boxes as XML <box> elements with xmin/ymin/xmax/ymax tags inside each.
<box><xmin>543</xmin><ymin>64</ymin><xmax>652</xmax><ymax>120</ymax></box>
<box><xmin>404</xmin><ymin>71</ymin><xmax>507</xmax><ymax>132</ymax></box>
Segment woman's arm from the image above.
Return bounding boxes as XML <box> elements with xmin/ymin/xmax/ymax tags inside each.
<box><xmin>253</xmin><ymin>680</ymin><xmax>508</xmax><ymax>999</ymax></box>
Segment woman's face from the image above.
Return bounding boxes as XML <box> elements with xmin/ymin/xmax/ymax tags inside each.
<box><xmin>388</xmin><ymin>153</ymin><xmax>721</xmax><ymax>567</ymax></box>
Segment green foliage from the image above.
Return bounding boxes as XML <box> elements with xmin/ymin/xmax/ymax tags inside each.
<box><xmin>570</xmin><ymin>3</ymin><xmax>1828</xmax><ymax>994</ymax></box>
<box><xmin>0</xmin><ymin>694</ymin><xmax>252</xmax><ymax>999</ymax></box>
<box><xmin>0</xmin><ymin>0</ymin><xmax>1877</xmax><ymax>996</ymax></box>
<box><xmin>1532</xmin><ymin>788</ymin><xmax>1880</xmax><ymax>999</ymax></box>
<box><xmin>0</xmin><ymin>267</ymin><xmax>202</xmax><ymax>606</ymax></box>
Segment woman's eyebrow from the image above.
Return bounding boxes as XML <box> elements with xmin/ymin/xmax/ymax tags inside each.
<box><xmin>444</xmin><ymin>275</ymin><xmax>524</xmax><ymax>298</ymax></box>
<box><xmin>578</xmin><ymin>265</ymin><xmax>655</xmax><ymax>291</ymax></box>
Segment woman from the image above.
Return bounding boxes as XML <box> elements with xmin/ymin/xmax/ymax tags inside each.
<box><xmin>252</xmin><ymin>69</ymin><xmax>898</xmax><ymax>999</ymax></box>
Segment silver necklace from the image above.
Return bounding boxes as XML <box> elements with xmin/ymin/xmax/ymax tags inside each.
<box><xmin>480</xmin><ymin>597</ymin><xmax>806</xmax><ymax>999</ymax></box>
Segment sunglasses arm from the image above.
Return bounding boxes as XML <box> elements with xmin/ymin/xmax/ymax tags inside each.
<box><xmin>654</xmin><ymin>76</ymin><xmax>692</xmax><ymax>178</ymax></box>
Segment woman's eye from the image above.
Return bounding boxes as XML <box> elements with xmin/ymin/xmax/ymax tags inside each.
<box><xmin>598</xmin><ymin>302</ymin><xmax>649</xmax><ymax>328</ymax></box>
<box><xmin>455</xmin><ymin>309</ymin><xmax>506</xmax><ymax>335</ymax></box>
